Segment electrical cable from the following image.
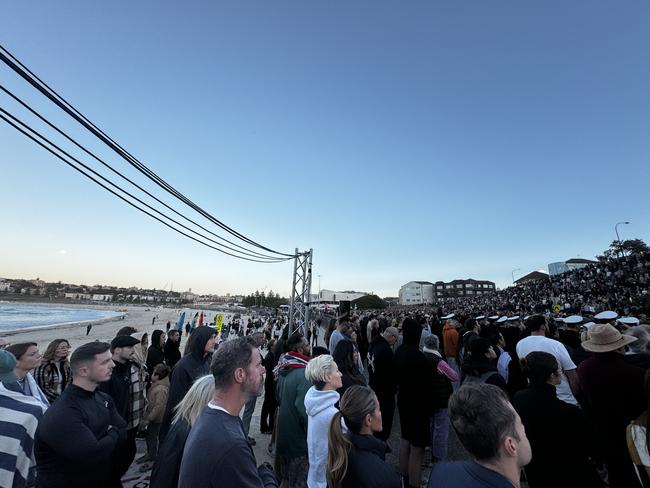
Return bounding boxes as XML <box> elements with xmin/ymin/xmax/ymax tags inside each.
<box><xmin>0</xmin><ymin>107</ymin><xmax>292</xmax><ymax>263</ymax></box>
<box><xmin>0</xmin><ymin>44</ymin><xmax>295</xmax><ymax>258</ymax></box>
<box><xmin>0</xmin><ymin>84</ymin><xmax>289</xmax><ymax>261</ymax></box>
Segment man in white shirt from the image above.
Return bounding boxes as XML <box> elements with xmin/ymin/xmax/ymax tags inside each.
<box><xmin>516</xmin><ymin>315</ymin><xmax>579</xmax><ymax>405</ymax></box>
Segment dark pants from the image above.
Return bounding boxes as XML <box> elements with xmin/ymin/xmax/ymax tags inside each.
<box><xmin>261</xmin><ymin>385</ymin><xmax>277</xmax><ymax>433</ymax></box>
<box><xmin>374</xmin><ymin>391</ymin><xmax>395</xmax><ymax>442</ymax></box>
<box><xmin>146</xmin><ymin>422</ymin><xmax>161</xmax><ymax>459</ymax></box>
<box><xmin>112</xmin><ymin>428</ymin><xmax>137</xmax><ymax>482</ymax></box>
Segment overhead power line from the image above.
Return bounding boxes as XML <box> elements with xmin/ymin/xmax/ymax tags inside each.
<box><xmin>0</xmin><ymin>44</ymin><xmax>295</xmax><ymax>258</ymax></box>
<box><xmin>0</xmin><ymin>84</ymin><xmax>287</xmax><ymax>262</ymax></box>
<box><xmin>0</xmin><ymin>106</ymin><xmax>292</xmax><ymax>263</ymax></box>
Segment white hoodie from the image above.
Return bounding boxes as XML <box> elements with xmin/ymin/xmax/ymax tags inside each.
<box><xmin>304</xmin><ymin>386</ymin><xmax>340</xmax><ymax>488</ymax></box>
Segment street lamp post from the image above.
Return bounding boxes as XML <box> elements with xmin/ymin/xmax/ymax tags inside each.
<box><xmin>615</xmin><ymin>221</ymin><xmax>630</xmax><ymax>259</ymax></box>
<box><xmin>511</xmin><ymin>268</ymin><xmax>521</xmax><ymax>285</ymax></box>
<box><xmin>317</xmin><ymin>275</ymin><xmax>322</xmax><ymax>306</ymax></box>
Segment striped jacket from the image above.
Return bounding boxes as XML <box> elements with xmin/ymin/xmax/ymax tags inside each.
<box><xmin>34</xmin><ymin>360</ymin><xmax>71</xmax><ymax>404</ymax></box>
<box><xmin>0</xmin><ymin>383</ymin><xmax>47</xmax><ymax>488</ymax></box>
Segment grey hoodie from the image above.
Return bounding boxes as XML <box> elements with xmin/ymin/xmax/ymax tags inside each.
<box><xmin>304</xmin><ymin>386</ymin><xmax>340</xmax><ymax>488</ymax></box>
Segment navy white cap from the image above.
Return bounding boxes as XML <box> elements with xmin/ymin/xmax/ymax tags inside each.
<box><xmin>583</xmin><ymin>321</ymin><xmax>596</xmax><ymax>329</ymax></box>
<box><xmin>441</xmin><ymin>313</ymin><xmax>455</xmax><ymax>320</ymax></box>
<box><xmin>563</xmin><ymin>315</ymin><xmax>583</xmax><ymax>325</ymax></box>
<box><xmin>507</xmin><ymin>316</ymin><xmax>520</xmax><ymax>321</ymax></box>
<box><xmin>488</xmin><ymin>315</ymin><xmax>499</xmax><ymax>321</ymax></box>
<box><xmin>475</xmin><ymin>315</ymin><xmax>486</xmax><ymax>320</ymax></box>
<box><xmin>594</xmin><ymin>310</ymin><xmax>618</xmax><ymax>321</ymax></box>
<box><xmin>496</xmin><ymin>316</ymin><xmax>508</xmax><ymax>323</ymax></box>
<box><xmin>618</xmin><ymin>317</ymin><xmax>640</xmax><ymax>326</ymax></box>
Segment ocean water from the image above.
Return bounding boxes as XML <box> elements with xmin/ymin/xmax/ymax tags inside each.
<box><xmin>0</xmin><ymin>303</ymin><xmax>123</xmax><ymax>331</ymax></box>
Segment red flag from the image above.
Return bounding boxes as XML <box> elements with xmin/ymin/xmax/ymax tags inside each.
<box><xmin>198</xmin><ymin>311</ymin><xmax>204</xmax><ymax>326</ymax></box>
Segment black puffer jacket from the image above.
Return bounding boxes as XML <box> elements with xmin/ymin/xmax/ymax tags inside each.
<box><xmin>158</xmin><ymin>326</ymin><xmax>214</xmax><ymax>441</ymax></box>
<box><xmin>342</xmin><ymin>432</ymin><xmax>401</xmax><ymax>488</ymax></box>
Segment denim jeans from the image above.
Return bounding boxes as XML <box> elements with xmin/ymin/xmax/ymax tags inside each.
<box><xmin>430</xmin><ymin>408</ymin><xmax>449</xmax><ymax>461</ymax></box>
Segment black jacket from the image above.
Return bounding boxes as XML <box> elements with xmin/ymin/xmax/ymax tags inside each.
<box><xmin>35</xmin><ymin>384</ymin><xmax>127</xmax><ymax>488</ymax></box>
<box><xmin>164</xmin><ymin>338</ymin><xmax>181</xmax><ymax>369</ymax></box>
<box><xmin>149</xmin><ymin>418</ymin><xmax>190</xmax><ymax>488</ymax></box>
<box><xmin>342</xmin><ymin>432</ymin><xmax>401</xmax><ymax>488</ymax></box>
<box><xmin>98</xmin><ymin>359</ymin><xmax>134</xmax><ymax>422</ymax></box>
<box><xmin>394</xmin><ymin>321</ymin><xmax>433</xmax><ymax>417</ymax></box>
<box><xmin>368</xmin><ymin>335</ymin><xmax>396</xmax><ymax>396</ymax></box>
<box><xmin>159</xmin><ymin>326</ymin><xmax>214</xmax><ymax>441</ymax></box>
<box><xmin>147</xmin><ymin>330</ymin><xmax>166</xmax><ymax>372</ymax></box>
<box><xmin>422</xmin><ymin>351</ymin><xmax>453</xmax><ymax>409</ymax></box>
<box><xmin>512</xmin><ymin>383</ymin><xmax>603</xmax><ymax>488</ymax></box>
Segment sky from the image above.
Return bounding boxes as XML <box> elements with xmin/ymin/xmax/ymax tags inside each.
<box><xmin>1</xmin><ymin>1</ymin><xmax>649</xmax><ymax>297</ymax></box>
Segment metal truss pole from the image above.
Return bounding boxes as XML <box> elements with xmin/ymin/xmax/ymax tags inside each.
<box><xmin>288</xmin><ymin>248</ymin><xmax>313</xmax><ymax>337</ymax></box>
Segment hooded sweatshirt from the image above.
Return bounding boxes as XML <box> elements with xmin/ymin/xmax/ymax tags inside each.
<box><xmin>159</xmin><ymin>326</ymin><xmax>214</xmax><ymax>442</ymax></box>
<box><xmin>304</xmin><ymin>386</ymin><xmax>340</xmax><ymax>488</ymax></box>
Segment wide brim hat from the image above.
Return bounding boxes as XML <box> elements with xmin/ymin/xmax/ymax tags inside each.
<box><xmin>581</xmin><ymin>324</ymin><xmax>637</xmax><ymax>353</ymax></box>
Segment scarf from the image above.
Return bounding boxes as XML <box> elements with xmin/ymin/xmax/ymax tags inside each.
<box><xmin>273</xmin><ymin>351</ymin><xmax>310</xmax><ymax>380</ymax></box>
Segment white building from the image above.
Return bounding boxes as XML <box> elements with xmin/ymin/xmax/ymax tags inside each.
<box><xmin>92</xmin><ymin>294</ymin><xmax>113</xmax><ymax>302</ymax></box>
<box><xmin>65</xmin><ymin>293</ymin><xmax>92</xmax><ymax>300</ymax></box>
<box><xmin>317</xmin><ymin>289</ymin><xmax>367</xmax><ymax>303</ymax></box>
<box><xmin>548</xmin><ymin>258</ymin><xmax>597</xmax><ymax>276</ymax></box>
<box><xmin>399</xmin><ymin>281</ymin><xmax>435</xmax><ymax>305</ymax></box>
<box><xmin>0</xmin><ymin>281</ymin><xmax>12</xmax><ymax>292</ymax></box>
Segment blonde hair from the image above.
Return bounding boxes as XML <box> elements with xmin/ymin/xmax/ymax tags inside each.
<box><xmin>327</xmin><ymin>386</ymin><xmax>378</xmax><ymax>488</ymax></box>
<box><xmin>172</xmin><ymin>374</ymin><xmax>215</xmax><ymax>427</ymax></box>
<box><xmin>305</xmin><ymin>354</ymin><xmax>336</xmax><ymax>390</ymax></box>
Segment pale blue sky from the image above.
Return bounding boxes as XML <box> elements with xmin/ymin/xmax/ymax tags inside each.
<box><xmin>1</xmin><ymin>1</ymin><xmax>648</xmax><ymax>297</ymax></box>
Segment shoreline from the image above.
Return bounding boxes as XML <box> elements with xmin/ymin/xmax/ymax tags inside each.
<box><xmin>0</xmin><ymin>301</ymin><xmax>180</xmax><ymax>351</ymax></box>
<box><xmin>0</xmin><ymin>313</ymin><xmax>127</xmax><ymax>336</ymax></box>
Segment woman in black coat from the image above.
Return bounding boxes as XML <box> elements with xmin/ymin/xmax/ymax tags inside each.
<box><xmin>332</xmin><ymin>339</ymin><xmax>367</xmax><ymax>398</ymax></box>
<box><xmin>512</xmin><ymin>351</ymin><xmax>603</xmax><ymax>488</ymax></box>
<box><xmin>327</xmin><ymin>385</ymin><xmax>400</xmax><ymax>488</ymax></box>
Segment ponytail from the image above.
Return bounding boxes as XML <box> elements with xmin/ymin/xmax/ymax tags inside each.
<box><xmin>326</xmin><ymin>385</ymin><xmax>378</xmax><ymax>487</ymax></box>
<box><xmin>327</xmin><ymin>411</ymin><xmax>350</xmax><ymax>488</ymax></box>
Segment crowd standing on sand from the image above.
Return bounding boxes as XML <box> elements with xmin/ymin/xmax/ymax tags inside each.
<box><xmin>1</xmin><ymin>251</ymin><xmax>650</xmax><ymax>487</ymax></box>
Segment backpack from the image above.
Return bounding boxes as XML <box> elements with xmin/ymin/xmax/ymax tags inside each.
<box><xmin>462</xmin><ymin>370</ymin><xmax>496</xmax><ymax>385</ymax></box>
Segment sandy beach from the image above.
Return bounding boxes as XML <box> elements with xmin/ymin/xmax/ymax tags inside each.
<box><xmin>0</xmin><ymin>303</ymin><xmax>183</xmax><ymax>350</ymax></box>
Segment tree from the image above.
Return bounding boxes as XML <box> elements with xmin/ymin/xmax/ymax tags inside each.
<box><xmin>598</xmin><ymin>238</ymin><xmax>649</xmax><ymax>260</ymax></box>
<box><xmin>352</xmin><ymin>294</ymin><xmax>387</xmax><ymax>310</ymax></box>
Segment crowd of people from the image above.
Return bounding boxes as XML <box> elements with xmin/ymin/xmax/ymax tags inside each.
<box><xmin>2</xmin><ymin>251</ymin><xmax>650</xmax><ymax>488</ymax></box>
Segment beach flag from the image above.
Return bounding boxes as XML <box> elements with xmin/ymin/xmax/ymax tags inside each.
<box><xmin>215</xmin><ymin>313</ymin><xmax>224</xmax><ymax>333</ymax></box>
<box><xmin>176</xmin><ymin>311</ymin><xmax>186</xmax><ymax>331</ymax></box>
<box><xmin>198</xmin><ymin>311</ymin><xmax>204</xmax><ymax>326</ymax></box>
